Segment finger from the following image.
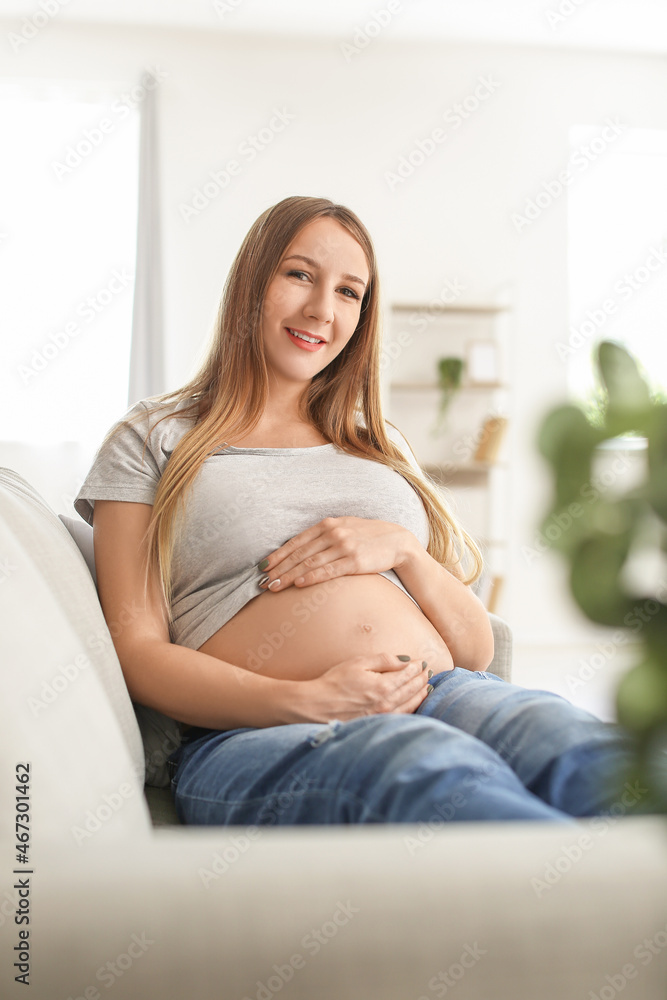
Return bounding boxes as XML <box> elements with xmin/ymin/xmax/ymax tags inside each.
<box><xmin>389</xmin><ymin>668</ymin><xmax>432</xmax><ymax>713</ymax></box>
<box><xmin>259</xmin><ymin>534</ymin><xmax>334</xmax><ymax>583</ymax></box>
<box><xmin>263</xmin><ymin>556</ymin><xmax>351</xmax><ymax>591</ymax></box>
<box><xmin>258</xmin><ymin>518</ymin><xmax>334</xmax><ymax>573</ymax></box>
<box><xmin>292</xmin><ymin>554</ymin><xmax>354</xmax><ymax>587</ymax></box>
<box><xmin>367</xmin><ymin>653</ymin><xmax>429</xmax><ymax>673</ymax></box>
<box><xmin>391</xmin><ymin>687</ymin><xmax>432</xmax><ymax>715</ymax></box>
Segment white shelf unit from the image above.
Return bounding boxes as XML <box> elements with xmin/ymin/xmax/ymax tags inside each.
<box><xmin>383</xmin><ymin>303</ymin><xmax>511</xmax><ymax>613</ymax></box>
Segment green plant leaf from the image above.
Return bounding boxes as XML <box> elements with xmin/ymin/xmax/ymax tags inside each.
<box><xmin>616</xmin><ymin>658</ymin><xmax>667</xmax><ymax>735</ymax></box>
<box><xmin>646</xmin><ymin>405</ymin><xmax>667</xmax><ymax>522</ymax></box>
<box><xmin>569</xmin><ymin>526</ymin><xmax>635</xmax><ymax>625</ymax></box>
<box><xmin>538</xmin><ymin>405</ymin><xmax>600</xmax><ymax>509</ymax></box>
<box><xmin>597</xmin><ymin>341</ymin><xmax>651</xmax><ymax>418</ymax></box>
<box><xmin>537</xmin><ymin>338</ymin><xmax>667</xmax><ymax>812</ymax></box>
<box><xmin>437</xmin><ymin>357</ymin><xmax>465</xmax><ymax>389</ymax></box>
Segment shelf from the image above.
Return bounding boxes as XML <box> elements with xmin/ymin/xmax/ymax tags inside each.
<box><xmin>390</xmin><ymin>381</ymin><xmax>507</xmax><ymax>391</ymax></box>
<box><xmin>391</xmin><ymin>303</ymin><xmax>510</xmax><ymax>315</ymax></box>
<box><xmin>425</xmin><ymin>461</ymin><xmax>506</xmax><ymax>476</ymax></box>
<box><xmin>453</xmin><ymin>536</ymin><xmax>506</xmax><ymax>549</ymax></box>
<box><xmin>387</xmin><ymin>300</ymin><xmax>510</xmax><ymax>616</ymax></box>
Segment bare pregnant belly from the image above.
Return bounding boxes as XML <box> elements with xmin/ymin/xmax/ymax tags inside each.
<box><xmin>197</xmin><ymin>574</ymin><xmax>455</xmax><ymax>679</ymax></box>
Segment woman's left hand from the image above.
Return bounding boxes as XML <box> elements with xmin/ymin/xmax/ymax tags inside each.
<box><xmin>257</xmin><ymin>517</ymin><xmax>418</xmax><ymax>591</ymax></box>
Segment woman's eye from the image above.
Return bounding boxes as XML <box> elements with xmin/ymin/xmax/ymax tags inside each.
<box><xmin>286</xmin><ymin>270</ymin><xmax>359</xmax><ymax>301</ymax></box>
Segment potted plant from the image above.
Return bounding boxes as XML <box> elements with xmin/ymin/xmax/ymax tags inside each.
<box><xmin>432</xmin><ymin>356</ymin><xmax>465</xmax><ymax>435</ymax></box>
<box><xmin>537</xmin><ymin>340</ymin><xmax>667</xmax><ymax>814</ymax></box>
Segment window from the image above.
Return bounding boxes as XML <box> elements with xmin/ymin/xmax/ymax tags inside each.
<box><xmin>0</xmin><ymin>83</ymin><xmax>139</xmax><ymax>449</ymax></box>
<box><xmin>566</xmin><ymin>126</ymin><xmax>667</xmax><ymax>412</ymax></box>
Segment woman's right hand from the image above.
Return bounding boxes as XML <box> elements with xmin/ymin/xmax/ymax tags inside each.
<box><xmin>303</xmin><ymin>654</ymin><xmax>431</xmax><ymax>722</ymax></box>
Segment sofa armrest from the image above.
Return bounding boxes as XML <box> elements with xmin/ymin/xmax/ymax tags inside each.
<box><xmin>10</xmin><ymin>818</ymin><xmax>667</xmax><ymax>1000</ymax></box>
<box><xmin>487</xmin><ymin>612</ymin><xmax>512</xmax><ymax>682</ymax></box>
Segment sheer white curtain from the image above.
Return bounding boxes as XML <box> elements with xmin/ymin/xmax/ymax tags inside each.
<box><xmin>567</xmin><ymin>126</ymin><xmax>667</xmax><ymax>404</ymax></box>
<box><xmin>0</xmin><ymin>80</ymin><xmax>140</xmax><ymax>514</ymax></box>
<box><xmin>128</xmin><ymin>80</ymin><xmax>166</xmax><ymax>405</ymax></box>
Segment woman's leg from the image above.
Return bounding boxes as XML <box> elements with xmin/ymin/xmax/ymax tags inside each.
<box><xmin>416</xmin><ymin>668</ymin><xmax>642</xmax><ymax>818</ymax></box>
<box><xmin>169</xmin><ymin>714</ymin><xmax>576</xmax><ymax>827</ymax></box>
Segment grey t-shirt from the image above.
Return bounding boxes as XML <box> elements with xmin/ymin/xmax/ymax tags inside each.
<box><xmin>74</xmin><ymin>396</ymin><xmax>431</xmax><ymax>650</ymax></box>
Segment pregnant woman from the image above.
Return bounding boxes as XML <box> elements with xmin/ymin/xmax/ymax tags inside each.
<box><xmin>75</xmin><ymin>195</ymin><xmax>639</xmax><ymax>827</ymax></box>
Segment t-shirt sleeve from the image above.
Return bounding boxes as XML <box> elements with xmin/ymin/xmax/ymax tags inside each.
<box><xmin>73</xmin><ymin>401</ymin><xmax>164</xmax><ymax>526</ymax></box>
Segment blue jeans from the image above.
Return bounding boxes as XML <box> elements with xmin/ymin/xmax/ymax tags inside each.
<box><xmin>167</xmin><ymin>668</ymin><xmax>642</xmax><ymax>826</ymax></box>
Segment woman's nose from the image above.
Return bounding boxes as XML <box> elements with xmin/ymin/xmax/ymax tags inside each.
<box><xmin>305</xmin><ymin>284</ymin><xmax>335</xmax><ymax>325</ymax></box>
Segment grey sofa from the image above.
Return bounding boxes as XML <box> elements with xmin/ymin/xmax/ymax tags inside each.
<box><xmin>2</xmin><ymin>466</ymin><xmax>667</xmax><ymax>1000</ymax></box>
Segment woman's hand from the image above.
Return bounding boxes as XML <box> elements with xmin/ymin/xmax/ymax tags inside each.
<box><xmin>257</xmin><ymin>516</ymin><xmax>418</xmax><ymax>592</ymax></box>
<box><xmin>301</xmin><ymin>653</ymin><xmax>432</xmax><ymax>722</ymax></box>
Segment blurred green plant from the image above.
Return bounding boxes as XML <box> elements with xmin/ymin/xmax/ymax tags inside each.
<box><xmin>538</xmin><ymin>340</ymin><xmax>667</xmax><ymax>814</ymax></box>
<box><xmin>432</xmin><ymin>357</ymin><xmax>465</xmax><ymax>436</ymax></box>
<box><xmin>577</xmin><ymin>353</ymin><xmax>667</xmax><ymax>430</ymax></box>
<box><xmin>579</xmin><ymin>383</ymin><xmax>609</xmax><ymax>429</ymax></box>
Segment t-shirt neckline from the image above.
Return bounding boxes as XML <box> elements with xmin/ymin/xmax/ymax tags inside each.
<box><xmin>213</xmin><ymin>443</ymin><xmax>338</xmax><ymax>455</ymax></box>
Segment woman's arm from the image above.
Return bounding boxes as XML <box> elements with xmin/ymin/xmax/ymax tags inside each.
<box><xmin>92</xmin><ymin>500</ymin><xmax>428</xmax><ymax>728</ymax></box>
<box><xmin>93</xmin><ymin>500</ymin><xmax>313</xmax><ymax>728</ymax></box>
<box><xmin>394</xmin><ymin>539</ymin><xmax>494</xmax><ymax>671</ymax></box>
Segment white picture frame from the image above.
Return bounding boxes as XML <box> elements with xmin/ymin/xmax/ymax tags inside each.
<box><xmin>466</xmin><ymin>340</ymin><xmax>499</xmax><ymax>385</ymax></box>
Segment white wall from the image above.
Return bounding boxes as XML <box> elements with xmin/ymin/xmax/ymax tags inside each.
<box><xmin>2</xmin><ymin>18</ymin><xmax>666</xmax><ymax>705</ymax></box>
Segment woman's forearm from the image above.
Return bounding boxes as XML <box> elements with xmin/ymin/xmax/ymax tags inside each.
<box><xmin>120</xmin><ymin>638</ymin><xmax>315</xmax><ymax>729</ymax></box>
<box><xmin>120</xmin><ymin>638</ymin><xmax>427</xmax><ymax>730</ymax></box>
<box><xmin>394</xmin><ymin>538</ymin><xmax>494</xmax><ymax>671</ymax></box>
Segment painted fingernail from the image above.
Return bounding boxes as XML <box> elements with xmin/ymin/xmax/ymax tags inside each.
<box><xmin>397</xmin><ymin>654</ymin><xmax>411</xmax><ymax>662</ymax></box>
<box><xmin>426</xmin><ymin>684</ymin><xmax>434</xmax><ymax>694</ymax></box>
<box><xmin>258</xmin><ymin>558</ymin><xmax>270</xmax><ymax>571</ymax></box>
<box><xmin>422</xmin><ymin>661</ymin><xmax>428</xmax><ymax>670</ymax></box>
<box><xmin>258</xmin><ymin>575</ymin><xmax>269</xmax><ymax>586</ymax></box>
<box><xmin>267</xmin><ymin>579</ymin><xmax>281</xmax><ymax>591</ymax></box>
<box><xmin>428</xmin><ymin>669</ymin><xmax>434</xmax><ymax>679</ymax></box>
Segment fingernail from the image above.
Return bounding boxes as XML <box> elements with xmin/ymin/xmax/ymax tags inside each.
<box><xmin>258</xmin><ymin>575</ymin><xmax>269</xmax><ymax>586</ymax></box>
<box><xmin>397</xmin><ymin>654</ymin><xmax>411</xmax><ymax>662</ymax></box>
<box><xmin>267</xmin><ymin>579</ymin><xmax>281</xmax><ymax>591</ymax></box>
<box><xmin>258</xmin><ymin>558</ymin><xmax>270</xmax><ymax>571</ymax></box>
<box><xmin>422</xmin><ymin>661</ymin><xmax>428</xmax><ymax>670</ymax></box>
<box><xmin>428</xmin><ymin>669</ymin><xmax>434</xmax><ymax>679</ymax></box>
<box><xmin>426</xmin><ymin>684</ymin><xmax>434</xmax><ymax>694</ymax></box>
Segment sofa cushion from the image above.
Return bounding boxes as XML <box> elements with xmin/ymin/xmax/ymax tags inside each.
<box><xmin>59</xmin><ymin>513</ymin><xmax>184</xmax><ymax>788</ymax></box>
<box><xmin>0</xmin><ymin>468</ymin><xmax>151</xmax><ymax>844</ymax></box>
<box><xmin>486</xmin><ymin>612</ymin><xmax>512</xmax><ymax>682</ymax></box>
<box><xmin>59</xmin><ymin>513</ymin><xmax>97</xmax><ymax>585</ymax></box>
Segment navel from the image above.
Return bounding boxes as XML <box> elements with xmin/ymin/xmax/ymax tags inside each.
<box><xmin>359</xmin><ymin>623</ymin><xmax>374</xmax><ymax>634</ymax></box>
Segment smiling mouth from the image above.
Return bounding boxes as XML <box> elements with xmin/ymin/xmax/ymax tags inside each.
<box><xmin>285</xmin><ymin>327</ymin><xmax>327</xmax><ymax>350</ymax></box>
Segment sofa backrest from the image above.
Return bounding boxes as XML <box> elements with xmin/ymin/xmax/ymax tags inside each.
<box><xmin>0</xmin><ymin>468</ymin><xmax>152</xmax><ymax>845</ymax></box>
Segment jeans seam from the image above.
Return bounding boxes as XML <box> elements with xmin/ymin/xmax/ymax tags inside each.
<box><xmin>175</xmin><ymin>786</ymin><xmax>390</xmax><ymax>823</ymax></box>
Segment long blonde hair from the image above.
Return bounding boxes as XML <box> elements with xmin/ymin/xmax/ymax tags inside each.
<box><xmin>123</xmin><ymin>196</ymin><xmax>482</xmax><ymax>612</ymax></box>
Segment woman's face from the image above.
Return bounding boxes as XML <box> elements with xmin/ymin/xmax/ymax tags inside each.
<box><xmin>261</xmin><ymin>216</ymin><xmax>370</xmax><ymax>392</ymax></box>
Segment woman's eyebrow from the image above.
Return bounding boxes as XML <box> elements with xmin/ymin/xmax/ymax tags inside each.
<box><xmin>283</xmin><ymin>253</ymin><xmax>367</xmax><ymax>290</ymax></box>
